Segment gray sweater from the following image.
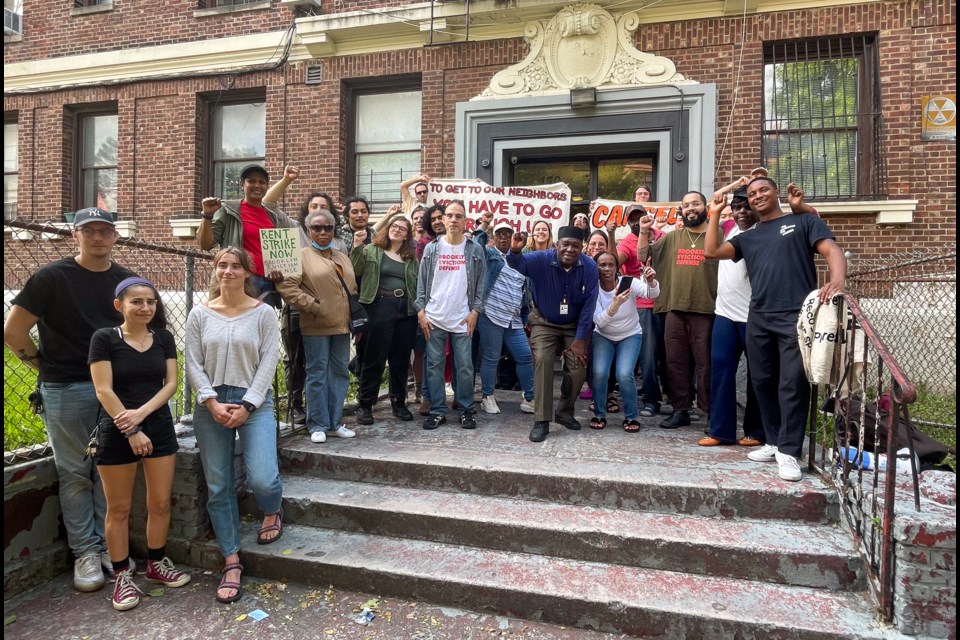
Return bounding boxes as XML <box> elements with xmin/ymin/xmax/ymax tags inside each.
<box><xmin>184</xmin><ymin>303</ymin><xmax>280</xmax><ymax>408</ymax></box>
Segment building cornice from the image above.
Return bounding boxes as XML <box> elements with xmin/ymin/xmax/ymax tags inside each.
<box><xmin>4</xmin><ymin>0</ymin><xmax>884</xmax><ymax>93</ymax></box>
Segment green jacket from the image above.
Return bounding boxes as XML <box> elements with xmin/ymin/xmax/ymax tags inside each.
<box><xmin>208</xmin><ymin>199</ymin><xmax>303</xmax><ymax>250</ymax></box>
<box><xmin>350</xmin><ymin>244</ymin><xmax>419</xmax><ymax>315</ymax></box>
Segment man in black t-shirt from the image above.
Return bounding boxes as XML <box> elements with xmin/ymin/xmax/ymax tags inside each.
<box><xmin>3</xmin><ymin>208</ymin><xmax>137</xmax><ymax>592</ymax></box>
<box><xmin>705</xmin><ymin>178</ymin><xmax>845</xmax><ymax>482</ymax></box>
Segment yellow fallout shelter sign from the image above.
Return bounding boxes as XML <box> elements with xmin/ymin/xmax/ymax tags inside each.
<box><xmin>921</xmin><ymin>95</ymin><xmax>956</xmax><ymax>141</ymax></box>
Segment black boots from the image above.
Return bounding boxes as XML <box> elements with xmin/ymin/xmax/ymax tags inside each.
<box><xmin>391</xmin><ymin>396</ymin><xmax>414</xmax><ymax>422</ymax></box>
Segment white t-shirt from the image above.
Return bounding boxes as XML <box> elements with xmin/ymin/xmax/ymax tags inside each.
<box><xmin>715</xmin><ymin>224</ymin><xmax>753</xmax><ymax>323</ymax></box>
<box><xmin>593</xmin><ymin>277</ymin><xmax>660</xmax><ymax>342</ymax></box>
<box><xmin>425</xmin><ymin>237</ymin><xmax>470</xmax><ymax>333</ymax></box>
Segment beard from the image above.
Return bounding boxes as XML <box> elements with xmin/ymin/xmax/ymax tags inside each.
<box><xmin>683</xmin><ymin>211</ymin><xmax>707</xmax><ymax>228</ymax></box>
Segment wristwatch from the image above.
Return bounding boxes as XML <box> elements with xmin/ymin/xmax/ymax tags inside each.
<box><xmin>241</xmin><ymin>401</ymin><xmax>257</xmax><ymax>413</ymax></box>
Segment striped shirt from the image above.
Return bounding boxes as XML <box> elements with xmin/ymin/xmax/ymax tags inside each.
<box><xmin>483</xmin><ymin>263</ymin><xmax>526</xmax><ymax>329</ymax></box>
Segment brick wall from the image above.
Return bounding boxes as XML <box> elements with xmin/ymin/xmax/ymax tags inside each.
<box><xmin>4</xmin><ymin>1</ymin><xmax>956</xmax><ymax>259</ymax></box>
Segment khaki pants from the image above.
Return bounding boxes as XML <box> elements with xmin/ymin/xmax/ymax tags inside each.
<box><xmin>528</xmin><ymin>308</ymin><xmax>587</xmax><ymax>423</ymax></box>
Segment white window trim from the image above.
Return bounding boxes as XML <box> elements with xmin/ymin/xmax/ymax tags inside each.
<box><xmin>194</xmin><ymin>0</ymin><xmax>270</xmax><ymax>19</ymax></box>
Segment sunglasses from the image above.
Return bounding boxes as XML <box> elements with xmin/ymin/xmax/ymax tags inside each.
<box><xmin>309</xmin><ymin>224</ymin><xmax>335</xmax><ymax>233</ymax></box>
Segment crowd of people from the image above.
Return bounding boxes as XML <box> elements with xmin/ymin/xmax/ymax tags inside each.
<box><xmin>2</xmin><ymin>163</ymin><xmax>845</xmax><ymax>609</ymax></box>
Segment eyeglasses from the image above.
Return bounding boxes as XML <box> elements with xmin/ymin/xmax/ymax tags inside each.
<box><xmin>78</xmin><ymin>227</ymin><xmax>117</xmax><ymax>238</ymax></box>
<box><xmin>309</xmin><ymin>224</ymin><xmax>335</xmax><ymax>233</ymax></box>
<box><xmin>389</xmin><ymin>223</ymin><xmax>409</xmax><ymax>234</ymax></box>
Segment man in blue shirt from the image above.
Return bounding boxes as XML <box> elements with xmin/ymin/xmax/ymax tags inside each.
<box><xmin>507</xmin><ymin>226</ymin><xmax>598</xmax><ymax>442</ymax></box>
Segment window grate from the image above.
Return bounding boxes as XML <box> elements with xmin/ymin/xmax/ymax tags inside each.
<box><xmin>762</xmin><ymin>34</ymin><xmax>887</xmax><ymax>200</ymax></box>
<box><xmin>197</xmin><ymin>0</ymin><xmax>261</xmax><ymax>8</ymax></box>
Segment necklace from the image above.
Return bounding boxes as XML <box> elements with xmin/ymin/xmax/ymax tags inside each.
<box><xmin>685</xmin><ymin>228</ymin><xmax>705</xmax><ymax>248</ymax></box>
<box><xmin>123</xmin><ymin>330</ymin><xmax>152</xmax><ymax>351</ymax></box>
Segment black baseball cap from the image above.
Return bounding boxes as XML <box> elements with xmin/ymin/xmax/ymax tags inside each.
<box><xmin>625</xmin><ymin>204</ymin><xmax>647</xmax><ymax>220</ymax></box>
<box><xmin>73</xmin><ymin>207</ymin><xmax>116</xmax><ymax>228</ymax></box>
<box><xmin>240</xmin><ymin>164</ymin><xmax>269</xmax><ymax>181</ymax></box>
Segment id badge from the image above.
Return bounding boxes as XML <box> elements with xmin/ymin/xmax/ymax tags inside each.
<box><xmin>559</xmin><ymin>304</ymin><xmax>569</xmax><ymax>315</ymax></box>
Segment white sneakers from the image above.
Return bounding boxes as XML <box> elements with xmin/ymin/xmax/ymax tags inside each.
<box><xmin>520</xmin><ymin>398</ymin><xmax>535</xmax><ymax>414</ymax></box>
<box><xmin>747</xmin><ymin>444</ymin><xmax>778</xmax><ymax>462</ymax></box>
<box><xmin>74</xmin><ymin>552</ymin><xmax>105</xmax><ymax>592</ymax></box>
<box><xmin>330</xmin><ymin>425</ymin><xmax>356</xmax><ymax>438</ymax></box>
<box><xmin>775</xmin><ymin>452</ymin><xmax>803</xmax><ymax>482</ymax></box>
<box><xmin>747</xmin><ymin>444</ymin><xmax>803</xmax><ymax>481</ymax></box>
<box><xmin>480</xmin><ymin>395</ymin><xmax>501</xmax><ymax>414</ymax></box>
<box><xmin>310</xmin><ymin>425</ymin><xmax>356</xmax><ymax>443</ymax></box>
<box><xmin>444</xmin><ymin>383</ymin><xmax>455</xmax><ymax>398</ymax></box>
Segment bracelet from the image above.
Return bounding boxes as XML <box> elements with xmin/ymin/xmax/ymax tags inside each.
<box><xmin>123</xmin><ymin>426</ymin><xmax>143</xmax><ymax>438</ymax></box>
<box><xmin>200</xmin><ymin>214</ymin><xmax>213</xmax><ymax>221</ymax></box>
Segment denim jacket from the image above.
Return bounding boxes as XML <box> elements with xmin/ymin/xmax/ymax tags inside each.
<box><xmin>473</xmin><ymin>228</ymin><xmax>531</xmax><ymax>325</ymax></box>
<box><xmin>414</xmin><ymin>236</ymin><xmax>487</xmax><ymax>315</ymax></box>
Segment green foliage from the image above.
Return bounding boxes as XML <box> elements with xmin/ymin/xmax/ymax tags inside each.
<box><xmin>911</xmin><ymin>383</ymin><xmax>957</xmax><ymax>471</ymax></box>
<box><xmin>3</xmin><ymin>351</ymin><xmax>46</xmax><ymax>451</ymax></box>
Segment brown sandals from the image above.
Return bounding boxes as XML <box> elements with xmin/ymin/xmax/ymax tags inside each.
<box><xmin>216</xmin><ymin>562</ymin><xmax>244</xmax><ymax>604</ymax></box>
<box><xmin>257</xmin><ymin>509</ymin><xmax>283</xmax><ymax>545</ymax></box>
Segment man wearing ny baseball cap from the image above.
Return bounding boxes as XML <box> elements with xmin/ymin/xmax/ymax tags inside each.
<box><xmin>4</xmin><ymin>206</ymin><xmax>138</xmax><ymax>592</ymax></box>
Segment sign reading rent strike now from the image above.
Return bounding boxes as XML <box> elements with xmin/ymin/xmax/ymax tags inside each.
<box><xmin>426</xmin><ymin>179</ymin><xmax>571</xmax><ymax>235</ymax></box>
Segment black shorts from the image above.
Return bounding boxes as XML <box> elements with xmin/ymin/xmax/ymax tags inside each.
<box><xmin>95</xmin><ymin>405</ymin><xmax>179</xmax><ymax>466</ymax></box>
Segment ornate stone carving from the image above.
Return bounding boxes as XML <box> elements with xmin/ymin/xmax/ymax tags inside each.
<box><xmin>481</xmin><ymin>3</ymin><xmax>690</xmax><ymax>98</ymax></box>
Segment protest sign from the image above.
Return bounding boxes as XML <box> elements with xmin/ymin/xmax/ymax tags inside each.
<box><xmin>426</xmin><ymin>179</ymin><xmax>571</xmax><ymax>235</ymax></box>
<box><xmin>260</xmin><ymin>227</ymin><xmax>302</xmax><ymax>278</ymax></box>
<box><xmin>590</xmin><ymin>198</ymin><xmax>682</xmax><ymax>241</ymax></box>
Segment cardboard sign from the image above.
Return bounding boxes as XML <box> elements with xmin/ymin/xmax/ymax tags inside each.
<box><xmin>426</xmin><ymin>179</ymin><xmax>571</xmax><ymax>235</ymax></box>
<box><xmin>260</xmin><ymin>227</ymin><xmax>302</xmax><ymax>277</ymax></box>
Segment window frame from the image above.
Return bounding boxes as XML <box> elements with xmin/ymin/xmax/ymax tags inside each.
<box><xmin>73</xmin><ymin>106</ymin><xmax>119</xmax><ymax>214</ymax></box>
<box><xmin>4</xmin><ymin>113</ymin><xmax>18</xmax><ymax>220</ymax></box>
<box><xmin>344</xmin><ymin>75</ymin><xmax>422</xmax><ymax>211</ymax></box>
<box><xmin>761</xmin><ymin>34</ymin><xmax>884</xmax><ymax>200</ymax></box>
<box><xmin>203</xmin><ymin>90</ymin><xmax>267</xmax><ymax>200</ymax></box>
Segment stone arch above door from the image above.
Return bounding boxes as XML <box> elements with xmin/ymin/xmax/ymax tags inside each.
<box><xmin>481</xmin><ymin>2</ymin><xmax>692</xmax><ymax>99</ymax></box>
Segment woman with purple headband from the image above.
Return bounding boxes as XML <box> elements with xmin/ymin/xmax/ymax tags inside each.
<box><xmin>88</xmin><ymin>276</ymin><xmax>191</xmax><ymax>612</ymax></box>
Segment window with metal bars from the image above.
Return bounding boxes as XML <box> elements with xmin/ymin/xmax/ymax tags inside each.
<box><xmin>72</xmin><ymin>0</ymin><xmax>110</xmax><ymax>7</ymax></box>
<box><xmin>762</xmin><ymin>35</ymin><xmax>887</xmax><ymax>200</ymax></box>
<box><xmin>197</xmin><ymin>0</ymin><xmax>261</xmax><ymax>8</ymax></box>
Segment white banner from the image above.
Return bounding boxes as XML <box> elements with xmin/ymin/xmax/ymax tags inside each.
<box><xmin>589</xmin><ymin>198</ymin><xmax>683</xmax><ymax>240</ymax></box>
<box><xmin>426</xmin><ymin>179</ymin><xmax>571</xmax><ymax>235</ymax></box>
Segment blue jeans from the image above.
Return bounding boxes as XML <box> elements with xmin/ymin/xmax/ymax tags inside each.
<box><xmin>194</xmin><ymin>385</ymin><xmax>282</xmax><ymax>557</ymax></box>
<box><xmin>591</xmin><ymin>333</ymin><xmax>642</xmax><ymax>420</ymax></box>
<box><xmin>708</xmin><ymin>315</ymin><xmax>765</xmax><ymax>443</ymax></box>
<box><xmin>303</xmin><ymin>334</ymin><xmax>351</xmax><ymax>433</ymax></box>
<box><xmin>636</xmin><ymin>308</ymin><xmax>661</xmax><ymax>407</ymax></box>
<box><xmin>425</xmin><ymin>328</ymin><xmax>474</xmax><ymax>415</ymax></box>
<box><xmin>478</xmin><ymin>314</ymin><xmax>534</xmax><ymax>400</ymax></box>
<box><xmin>40</xmin><ymin>381</ymin><xmax>106</xmax><ymax>556</ymax></box>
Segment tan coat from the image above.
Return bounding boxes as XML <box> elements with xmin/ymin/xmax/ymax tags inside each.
<box><xmin>277</xmin><ymin>247</ymin><xmax>357</xmax><ymax>336</ymax></box>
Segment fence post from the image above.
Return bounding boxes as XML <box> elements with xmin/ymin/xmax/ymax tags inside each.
<box><xmin>182</xmin><ymin>253</ymin><xmax>195</xmax><ymax>422</ymax></box>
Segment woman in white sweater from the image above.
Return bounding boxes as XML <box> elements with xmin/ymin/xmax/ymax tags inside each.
<box><xmin>184</xmin><ymin>247</ymin><xmax>282</xmax><ymax>604</ymax></box>
<box><xmin>590</xmin><ymin>251</ymin><xmax>660</xmax><ymax>432</ymax></box>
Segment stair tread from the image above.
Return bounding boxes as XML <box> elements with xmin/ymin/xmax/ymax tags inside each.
<box><xmin>280</xmin><ymin>475</ymin><xmax>858</xmax><ymax>559</ymax></box>
<box><xmin>219</xmin><ymin>522</ymin><xmax>905</xmax><ymax>639</ymax></box>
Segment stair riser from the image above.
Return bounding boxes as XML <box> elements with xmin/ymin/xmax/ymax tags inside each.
<box><xmin>190</xmin><ymin>541</ymin><xmax>868</xmax><ymax>640</ymax></box>
<box><xmin>280</xmin><ymin>450</ymin><xmax>839</xmax><ymax>523</ymax></box>
<box><xmin>256</xmin><ymin>498</ymin><xmax>863</xmax><ymax>591</ymax></box>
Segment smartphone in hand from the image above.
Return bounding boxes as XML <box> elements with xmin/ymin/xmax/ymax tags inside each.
<box><xmin>616</xmin><ymin>276</ymin><xmax>634</xmax><ymax>295</ymax></box>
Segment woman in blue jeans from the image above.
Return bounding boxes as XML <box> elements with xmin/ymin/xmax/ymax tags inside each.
<box><xmin>185</xmin><ymin>247</ymin><xmax>282</xmax><ymax>604</ymax></box>
<box><xmin>590</xmin><ymin>252</ymin><xmax>660</xmax><ymax>432</ymax></box>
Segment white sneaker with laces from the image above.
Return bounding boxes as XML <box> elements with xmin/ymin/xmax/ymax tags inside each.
<box><xmin>310</xmin><ymin>430</ymin><xmax>327</xmax><ymax>443</ymax></box>
<box><xmin>102</xmin><ymin>552</ymin><xmax>136</xmax><ymax>578</ymax></box>
<box><xmin>520</xmin><ymin>398</ymin><xmax>535</xmax><ymax>414</ymax></box>
<box><xmin>444</xmin><ymin>383</ymin><xmax>455</xmax><ymax>398</ymax></box>
<box><xmin>74</xmin><ymin>552</ymin><xmax>105</xmax><ymax>592</ymax></box>
<box><xmin>776</xmin><ymin>452</ymin><xmax>803</xmax><ymax>482</ymax></box>
<box><xmin>480</xmin><ymin>395</ymin><xmax>501</xmax><ymax>414</ymax></box>
<box><xmin>330</xmin><ymin>425</ymin><xmax>356</xmax><ymax>438</ymax></box>
<box><xmin>747</xmin><ymin>444</ymin><xmax>778</xmax><ymax>462</ymax></box>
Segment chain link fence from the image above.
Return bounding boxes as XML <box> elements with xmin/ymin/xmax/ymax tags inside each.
<box><xmin>2</xmin><ymin>220</ymin><xmax>293</xmax><ymax>463</ymax></box>
<box><xmin>844</xmin><ymin>246</ymin><xmax>957</xmax><ymax>460</ymax></box>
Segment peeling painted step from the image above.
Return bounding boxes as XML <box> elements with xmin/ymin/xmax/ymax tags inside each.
<box><xmin>193</xmin><ymin>523</ymin><xmax>905</xmax><ymax>640</ymax></box>
<box><xmin>260</xmin><ymin>476</ymin><xmax>864</xmax><ymax>591</ymax></box>
<box><xmin>279</xmin><ymin>440</ymin><xmax>839</xmax><ymax>523</ymax></box>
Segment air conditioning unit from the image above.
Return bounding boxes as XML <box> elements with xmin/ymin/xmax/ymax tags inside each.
<box><xmin>281</xmin><ymin>0</ymin><xmax>321</xmax><ymax>11</ymax></box>
<box><xmin>3</xmin><ymin>201</ymin><xmax>17</xmax><ymax>222</ymax></box>
<box><xmin>4</xmin><ymin>8</ymin><xmax>22</xmax><ymax>36</ymax></box>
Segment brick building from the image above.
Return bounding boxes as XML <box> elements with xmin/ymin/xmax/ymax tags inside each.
<box><xmin>3</xmin><ymin>0</ymin><xmax>956</xmax><ymax>253</ymax></box>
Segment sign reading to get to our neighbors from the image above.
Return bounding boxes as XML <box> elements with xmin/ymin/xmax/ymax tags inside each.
<box><xmin>260</xmin><ymin>227</ymin><xmax>302</xmax><ymax>277</ymax></box>
<box><xmin>426</xmin><ymin>179</ymin><xmax>571</xmax><ymax>235</ymax></box>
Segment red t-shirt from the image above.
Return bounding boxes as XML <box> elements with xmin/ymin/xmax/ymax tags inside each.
<box><xmin>617</xmin><ymin>228</ymin><xmax>665</xmax><ymax>309</ymax></box>
<box><xmin>239</xmin><ymin>201</ymin><xmax>275</xmax><ymax>276</ymax></box>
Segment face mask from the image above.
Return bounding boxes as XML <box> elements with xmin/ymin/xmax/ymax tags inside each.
<box><xmin>311</xmin><ymin>240</ymin><xmax>333</xmax><ymax>251</ymax></box>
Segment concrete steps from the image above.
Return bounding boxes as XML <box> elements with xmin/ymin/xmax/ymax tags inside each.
<box><xmin>194</xmin><ymin>523</ymin><xmax>899</xmax><ymax>640</ymax></box>
<box><xmin>216</xmin><ymin>421</ymin><xmax>896</xmax><ymax>638</ymax></box>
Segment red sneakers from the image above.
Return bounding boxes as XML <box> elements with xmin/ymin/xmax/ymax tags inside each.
<box><xmin>145</xmin><ymin>557</ymin><xmax>192</xmax><ymax>588</ymax></box>
<box><xmin>112</xmin><ymin>570</ymin><xmax>142</xmax><ymax>611</ymax></box>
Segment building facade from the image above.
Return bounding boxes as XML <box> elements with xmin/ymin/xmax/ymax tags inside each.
<box><xmin>3</xmin><ymin>0</ymin><xmax>956</xmax><ymax>253</ymax></box>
